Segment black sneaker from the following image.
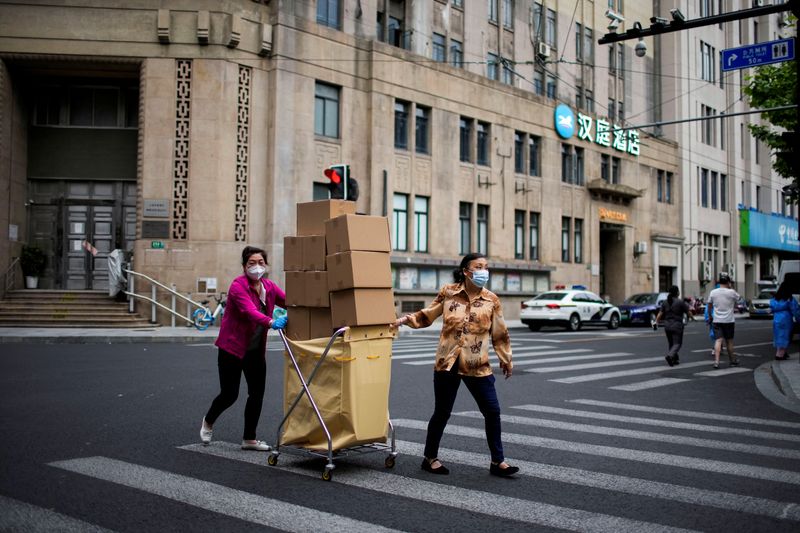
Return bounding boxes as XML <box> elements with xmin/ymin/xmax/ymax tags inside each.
<box><xmin>730</xmin><ymin>360</ymin><xmax>740</xmax><ymax>367</ymax></box>
<box><xmin>665</xmin><ymin>355</ymin><xmax>675</xmax><ymax>367</ymax></box>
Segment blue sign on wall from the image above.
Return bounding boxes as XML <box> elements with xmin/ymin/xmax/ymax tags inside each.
<box><xmin>740</xmin><ymin>209</ymin><xmax>800</xmax><ymax>253</ymax></box>
<box><xmin>554</xmin><ymin>104</ymin><xmax>575</xmax><ymax>139</ymax></box>
<box><xmin>722</xmin><ymin>38</ymin><xmax>795</xmax><ymax>72</ymax></box>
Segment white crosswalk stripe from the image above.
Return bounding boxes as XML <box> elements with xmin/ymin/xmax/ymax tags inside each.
<box><xmin>181</xmin><ymin>442</ymin><xmax>697</xmax><ymax>533</ymax></box>
<box><xmin>49</xmin><ymin>456</ymin><xmax>403</xmax><ymax>533</ymax></box>
<box><xmin>454</xmin><ymin>410</ymin><xmax>800</xmax><ymax>459</ymax></box>
<box><xmin>523</xmin><ymin>355</ymin><xmax>653</xmax><ymax>373</ymax></box>
<box><xmin>610</xmin><ymin>378</ymin><xmax>691</xmax><ymax>391</ymax></box>
<box><xmin>392</xmin><ymin>419</ymin><xmax>800</xmax><ymax>484</ymax></box>
<box><xmin>568</xmin><ymin>399</ymin><xmax>800</xmax><ymax>429</ymax></box>
<box><xmin>694</xmin><ymin>367</ymin><xmax>753</xmax><ymax>377</ymax></box>
<box><xmin>402</xmin><ymin>348</ymin><xmax>591</xmax><ymax>365</ymax></box>
<box><xmin>550</xmin><ymin>360</ymin><xmax>714</xmax><ymax>383</ymax></box>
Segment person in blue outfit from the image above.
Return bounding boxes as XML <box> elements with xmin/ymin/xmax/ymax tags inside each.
<box><xmin>770</xmin><ymin>281</ymin><xmax>800</xmax><ymax>360</ymax></box>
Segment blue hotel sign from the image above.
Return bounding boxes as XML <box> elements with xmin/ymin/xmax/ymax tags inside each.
<box><xmin>739</xmin><ymin>209</ymin><xmax>800</xmax><ymax>253</ymax></box>
<box><xmin>554</xmin><ymin>104</ymin><xmax>640</xmax><ymax>155</ymax></box>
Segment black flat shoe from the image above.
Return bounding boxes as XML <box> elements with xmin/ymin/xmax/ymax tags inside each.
<box><xmin>665</xmin><ymin>355</ymin><xmax>675</xmax><ymax>367</ymax></box>
<box><xmin>673</xmin><ymin>357</ymin><xmax>680</xmax><ymax>365</ymax></box>
<box><xmin>421</xmin><ymin>458</ymin><xmax>449</xmax><ymax>475</ymax></box>
<box><xmin>490</xmin><ymin>462</ymin><xmax>519</xmax><ymax>477</ymax></box>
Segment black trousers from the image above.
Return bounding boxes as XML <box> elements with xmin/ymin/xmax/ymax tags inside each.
<box><xmin>205</xmin><ymin>348</ymin><xmax>266</xmax><ymax>440</ymax></box>
<box><xmin>665</xmin><ymin>327</ymin><xmax>684</xmax><ymax>359</ymax></box>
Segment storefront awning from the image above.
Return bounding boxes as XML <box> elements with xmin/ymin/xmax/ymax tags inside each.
<box><xmin>739</xmin><ymin>208</ymin><xmax>799</xmax><ymax>253</ymax></box>
<box><xmin>587</xmin><ymin>179</ymin><xmax>643</xmax><ymax>202</ymax></box>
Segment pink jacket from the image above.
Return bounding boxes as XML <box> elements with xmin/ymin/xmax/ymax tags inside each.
<box><xmin>215</xmin><ymin>275</ymin><xmax>286</xmax><ymax>359</ymax></box>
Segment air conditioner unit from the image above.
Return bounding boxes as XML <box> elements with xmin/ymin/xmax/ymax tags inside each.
<box><xmin>725</xmin><ymin>263</ymin><xmax>737</xmax><ymax>282</ymax></box>
<box><xmin>700</xmin><ymin>261</ymin><xmax>712</xmax><ymax>282</ymax></box>
<box><xmin>634</xmin><ymin>241</ymin><xmax>648</xmax><ymax>255</ymax></box>
<box><xmin>537</xmin><ymin>42</ymin><xmax>551</xmax><ymax>59</ymax></box>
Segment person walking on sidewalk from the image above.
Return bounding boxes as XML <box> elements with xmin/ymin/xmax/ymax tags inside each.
<box><xmin>393</xmin><ymin>253</ymin><xmax>518</xmax><ymax>478</ymax></box>
<box><xmin>200</xmin><ymin>246</ymin><xmax>287</xmax><ymax>451</ymax></box>
<box><xmin>770</xmin><ymin>281</ymin><xmax>800</xmax><ymax>361</ymax></box>
<box><xmin>654</xmin><ymin>285</ymin><xmax>690</xmax><ymax>367</ymax></box>
<box><xmin>707</xmin><ymin>272</ymin><xmax>740</xmax><ymax>370</ymax></box>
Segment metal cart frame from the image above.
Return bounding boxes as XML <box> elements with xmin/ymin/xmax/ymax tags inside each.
<box><xmin>267</xmin><ymin>327</ymin><xmax>397</xmax><ymax>481</ymax></box>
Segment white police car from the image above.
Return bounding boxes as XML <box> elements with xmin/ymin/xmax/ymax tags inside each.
<box><xmin>520</xmin><ymin>287</ymin><xmax>621</xmax><ymax>332</ymax></box>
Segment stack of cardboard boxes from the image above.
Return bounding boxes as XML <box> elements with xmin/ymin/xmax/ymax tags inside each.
<box><xmin>284</xmin><ymin>200</ymin><xmax>395</xmax><ymax>340</ymax></box>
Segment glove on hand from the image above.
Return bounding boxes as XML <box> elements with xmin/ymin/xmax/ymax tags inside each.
<box><xmin>271</xmin><ymin>315</ymin><xmax>288</xmax><ymax>330</ymax></box>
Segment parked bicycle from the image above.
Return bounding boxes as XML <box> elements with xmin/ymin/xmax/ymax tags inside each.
<box><xmin>193</xmin><ymin>292</ymin><xmax>227</xmax><ymax>331</ymax></box>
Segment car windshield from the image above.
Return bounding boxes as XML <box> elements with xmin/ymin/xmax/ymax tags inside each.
<box><xmin>534</xmin><ymin>292</ymin><xmax>567</xmax><ymax>301</ymax></box>
<box><xmin>623</xmin><ymin>293</ymin><xmax>658</xmax><ymax>305</ymax></box>
<box><xmin>757</xmin><ymin>290</ymin><xmax>776</xmax><ymax>299</ymax></box>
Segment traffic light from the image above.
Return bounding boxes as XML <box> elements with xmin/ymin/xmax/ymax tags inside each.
<box><xmin>323</xmin><ymin>164</ymin><xmax>359</xmax><ymax>201</ymax></box>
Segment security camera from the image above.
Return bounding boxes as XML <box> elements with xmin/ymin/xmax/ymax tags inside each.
<box><xmin>670</xmin><ymin>8</ymin><xmax>686</xmax><ymax>23</ymax></box>
<box><xmin>635</xmin><ymin>39</ymin><xmax>647</xmax><ymax>57</ymax></box>
<box><xmin>605</xmin><ymin>9</ymin><xmax>625</xmax><ymax>31</ymax></box>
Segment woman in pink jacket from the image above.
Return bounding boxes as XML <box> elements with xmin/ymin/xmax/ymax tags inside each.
<box><xmin>200</xmin><ymin>246</ymin><xmax>287</xmax><ymax>450</ymax></box>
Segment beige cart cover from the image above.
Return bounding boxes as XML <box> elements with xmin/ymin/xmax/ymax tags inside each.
<box><xmin>281</xmin><ymin>326</ymin><xmax>394</xmax><ymax>451</ymax></box>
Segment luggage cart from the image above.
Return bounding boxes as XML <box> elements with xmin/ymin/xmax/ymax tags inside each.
<box><xmin>267</xmin><ymin>327</ymin><xmax>397</xmax><ymax>481</ymax></box>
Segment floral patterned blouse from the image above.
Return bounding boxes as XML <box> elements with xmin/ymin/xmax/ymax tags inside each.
<box><xmin>405</xmin><ymin>282</ymin><xmax>512</xmax><ymax>378</ymax></box>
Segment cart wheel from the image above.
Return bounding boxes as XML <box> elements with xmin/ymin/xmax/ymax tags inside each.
<box><xmin>267</xmin><ymin>454</ymin><xmax>278</xmax><ymax>466</ymax></box>
<box><xmin>321</xmin><ymin>469</ymin><xmax>333</xmax><ymax>482</ymax></box>
<box><xmin>384</xmin><ymin>456</ymin><xmax>396</xmax><ymax>469</ymax></box>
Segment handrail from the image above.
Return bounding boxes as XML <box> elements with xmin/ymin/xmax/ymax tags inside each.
<box><xmin>2</xmin><ymin>257</ymin><xmax>20</xmax><ymax>299</ymax></box>
<box><xmin>123</xmin><ymin>267</ymin><xmax>209</xmax><ymax>327</ymax></box>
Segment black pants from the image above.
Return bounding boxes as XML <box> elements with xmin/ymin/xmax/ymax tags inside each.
<box><xmin>665</xmin><ymin>327</ymin><xmax>684</xmax><ymax>359</ymax></box>
<box><xmin>424</xmin><ymin>362</ymin><xmax>504</xmax><ymax>463</ymax></box>
<box><xmin>205</xmin><ymin>348</ymin><xmax>266</xmax><ymax>440</ymax></box>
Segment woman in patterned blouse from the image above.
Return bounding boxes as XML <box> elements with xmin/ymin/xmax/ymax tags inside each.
<box><xmin>394</xmin><ymin>253</ymin><xmax>518</xmax><ymax>477</ymax></box>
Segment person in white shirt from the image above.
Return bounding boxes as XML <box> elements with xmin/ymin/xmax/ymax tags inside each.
<box><xmin>706</xmin><ymin>272</ymin><xmax>741</xmax><ymax>370</ymax></box>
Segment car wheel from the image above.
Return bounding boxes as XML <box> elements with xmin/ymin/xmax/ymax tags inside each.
<box><xmin>608</xmin><ymin>313</ymin><xmax>620</xmax><ymax>330</ymax></box>
<box><xmin>528</xmin><ymin>323</ymin><xmax>541</xmax><ymax>332</ymax></box>
<box><xmin>567</xmin><ymin>314</ymin><xmax>582</xmax><ymax>332</ymax></box>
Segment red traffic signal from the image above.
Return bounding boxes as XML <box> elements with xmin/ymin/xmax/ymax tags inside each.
<box><xmin>324</xmin><ymin>167</ymin><xmax>343</xmax><ymax>184</ymax></box>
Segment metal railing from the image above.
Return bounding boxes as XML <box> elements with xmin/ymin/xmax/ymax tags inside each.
<box><xmin>123</xmin><ymin>267</ymin><xmax>209</xmax><ymax>328</ymax></box>
<box><xmin>2</xmin><ymin>257</ymin><xmax>20</xmax><ymax>300</ymax></box>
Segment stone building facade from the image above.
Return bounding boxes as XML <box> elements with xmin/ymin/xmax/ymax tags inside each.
<box><xmin>0</xmin><ymin>0</ymin><xmax>685</xmax><ymax>321</ymax></box>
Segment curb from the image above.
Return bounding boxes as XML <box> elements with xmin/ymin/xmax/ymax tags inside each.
<box><xmin>754</xmin><ymin>361</ymin><xmax>800</xmax><ymax>416</ymax></box>
<box><xmin>0</xmin><ymin>335</ymin><xmax>216</xmax><ymax>344</ymax></box>
<box><xmin>770</xmin><ymin>360</ymin><xmax>800</xmax><ymax>403</ymax></box>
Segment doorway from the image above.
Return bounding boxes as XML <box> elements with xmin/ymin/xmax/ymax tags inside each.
<box><xmin>599</xmin><ymin>222</ymin><xmax>626</xmax><ymax>303</ymax></box>
<box><xmin>658</xmin><ymin>267</ymin><xmax>675</xmax><ymax>292</ymax></box>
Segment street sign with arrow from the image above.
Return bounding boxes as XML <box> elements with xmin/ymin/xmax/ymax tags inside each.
<box><xmin>721</xmin><ymin>38</ymin><xmax>795</xmax><ymax>72</ymax></box>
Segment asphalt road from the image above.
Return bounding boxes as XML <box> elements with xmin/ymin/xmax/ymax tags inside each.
<box><xmin>1</xmin><ymin>318</ymin><xmax>799</xmax><ymax>532</ymax></box>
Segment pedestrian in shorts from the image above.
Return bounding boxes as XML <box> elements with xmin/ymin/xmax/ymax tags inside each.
<box><xmin>706</xmin><ymin>272</ymin><xmax>740</xmax><ymax>370</ymax></box>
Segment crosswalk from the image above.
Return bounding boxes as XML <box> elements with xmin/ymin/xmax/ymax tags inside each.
<box><xmin>391</xmin><ymin>337</ymin><xmax>754</xmax><ymax>391</ymax></box>
<box><xmin>40</xmin><ymin>397</ymin><xmax>800</xmax><ymax>531</ymax></box>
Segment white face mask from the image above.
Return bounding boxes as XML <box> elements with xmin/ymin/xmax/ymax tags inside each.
<box><xmin>470</xmin><ymin>269</ymin><xmax>489</xmax><ymax>288</ymax></box>
<box><xmin>246</xmin><ymin>265</ymin><xmax>266</xmax><ymax>280</ymax></box>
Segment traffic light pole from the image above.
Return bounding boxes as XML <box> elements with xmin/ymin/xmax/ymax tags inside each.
<box><xmin>598</xmin><ymin>1</ymin><xmax>795</xmax><ymax>44</ymax></box>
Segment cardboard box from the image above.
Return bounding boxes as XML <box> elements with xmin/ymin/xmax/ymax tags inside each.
<box><xmin>297</xmin><ymin>199</ymin><xmax>356</xmax><ymax>236</ymax></box>
<box><xmin>303</xmin><ymin>235</ymin><xmax>327</xmax><ymax>271</ymax></box>
<box><xmin>330</xmin><ymin>288</ymin><xmax>395</xmax><ymax>328</ymax></box>
<box><xmin>284</xmin><ymin>271</ymin><xmax>329</xmax><ymax>307</ymax></box>
<box><xmin>286</xmin><ymin>306</ymin><xmax>334</xmax><ymax>341</ymax></box>
<box><xmin>327</xmin><ymin>251</ymin><xmax>392</xmax><ymax>291</ymax></box>
<box><xmin>283</xmin><ymin>236</ymin><xmax>304</xmax><ymax>271</ymax></box>
<box><xmin>325</xmin><ymin>214</ymin><xmax>391</xmax><ymax>254</ymax></box>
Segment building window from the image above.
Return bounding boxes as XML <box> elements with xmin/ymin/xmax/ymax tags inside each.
<box><xmin>314</xmin><ymin>82</ymin><xmax>339</xmax><ymax>138</ymax></box>
<box><xmin>529</xmin><ymin>135</ymin><xmax>540</xmax><ymax>176</ymax></box>
<box><xmin>561</xmin><ymin>217</ymin><xmax>570</xmax><ymax>262</ymax></box>
<box><xmin>561</xmin><ymin>144</ymin><xmax>573</xmax><ymax>183</ymax></box>
<box><xmin>501</xmin><ymin>60</ymin><xmax>514</xmax><ymax>85</ymax></box>
<box><xmin>529</xmin><ymin>212</ymin><xmax>540</xmax><ymax>261</ymax></box>
<box><xmin>394</xmin><ymin>101</ymin><xmax>409</xmax><ymax>149</ymax></box>
<box><xmin>720</xmin><ymin>174</ymin><xmax>727</xmax><ymax>211</ymax></box>
<box><xmin>459</xmin><ymin>117</ymin><xmax>472</xmax><ymax>162</ymax></box>
<box><xmin>657</xmin><ymin>170</ymin><xmax>664</xmax><ymax>202</ymax></box>
<box><xmin>477</xmin><ymin>204</ymin><xmax>489</xmax><ymax>254</ymax></box>
<box><xmin>575</xmin><ymin>147</ymin><xmax>584</xmax><ymax>186</ymax></box>
<box><xmin>574</xmin><ymin>219</ymin><xmax>583</xmax><ymax>263</ymax></box>
<box><xmin>585</xmin><ymin>89</ymin><xmax>594</xmax><ymax>112</ymax></box>
<box><xmin>514</xmin><ymin>210</ymin><xmax>525</xmax><ymax>259</ymax></box>
<box><xmin>546</xmin><ymin>75</ymin><xmax>557</xmax><ymax>99</ymax></box>
<box><xmin>584</xmin><ymin>26</ymin><xmax>594</xmax><ymax>62</ymax></box>
<box><xmin>487</xmin><ymin>52</ymin><xmax>499</xmax><ymax>81</ymax></box>
<box><xmin>503</xmin><ymin>0</ymin><xmax>514</xmax><ymax>29</ymax></box>
<box><xmin>576</xmin><ymin>23</ymin><xmax>583</xmax><ymax>60</ymax></box>
<box><xmin>601</xmin><ymin>154</ymin><xmax>610</xmax><ymax>182</ymax></box>
<box><xmin>617</xmin><ymin>44</ymin><xmax>624</xmax><ymax>79</ymax></box>
<box><xmin>711</xmin><ymin>171</ymin><xmax>718</xmax><ymax>209</ymax></box>
<box><xmin>534</xmin><ymin>3</ymin><xmax>543</xmax><ymax>39</ymax></box>
<box><xmin>450</xmin><ymin>39</ymin><xmax>463</xmax><ymax>67</ymax></box>
<box><xmin>432</xmin><ymin>33</ymin><xmax>446</xmax><ymax>62</ymax></box>
<box><xmin>608</xmin><ymin>99</ymin><xmax>616</xmax><ymax>121</ymax></box>
<box><xmin>452</xmin><ymin>0</ymin><xmax>463</xmax><ymax>7</ymax></box>
<box><xmin>618</xmin><ymin>101</ymin><xmax>624</xmax><ymax>121</ymax></box>
<box><xmin>700</xmin><ymin>41</ymin><xmax>715</xmax><ymax>83</ymax></box>
<box><xmin>700</xmin><ymin>168</ymin><xmax>709</xmax><ymax>208</ymax></box>
<box><xmin>392</xmin><ymin>193</ymin><xmax>408</xmax><ymax>251</ymax></box>
<box><xmin>514</xmin><ymin>132</ymin><xmax>525</xmax><ymax>174</ymax></box>
<box><xmin>701</xmin><ymin>104</ymin><xmax>717</xmax><ymax>145</ymax></box>
<box><xmin>476</xmin><ymin>121</ymin><xmax>490</xmax><ymax>166</ymax></box>
<box><xmin>666</xmin><ymin>172</ymin><xmax>673</xmax><ymax>204</ymax></box>
<box><xmin>546</xmin><ymin>8</ymin><xmax>557</xmax><ymax>47</ymax></box>
<box><xmin>533</xmin><ymin>66</ymin><xmax>544</xmax><ymax>95</ymax></box>
<box><xmin>415</xmin><ymin>106</ymin><xmax>430</xmax><ymax>154</ymax></box>
<box><xmin>611</xmin><ymin>156</ymin><xmax>620</xmax><ymax>184</ymax></box>
<box><xmin>489</xmin><ymin>0</ymin><xmax>498</xmax><ymax>23</ymax></box>
<box><xmin>388</xmin><ymin>16</ymin><xmax>406</xmax><ymax>49</ymax></box>
<box><xmin>316</xmin><ymin>0</ymin><xmax>340</xmax><ymax>29</ymax></box>
<box><xmin>414</xmin><ymin>196</ymin><xmax>429</xmax><ymax>252</ymax></box>
<box><xmin>700</xmin><ymin>0</ymin><xmax>712</xmax><ymax>18</ymax></box>
<box><xmin>756</xmin><ymin>185</ymin><xmax>761</xmax><ymax>211</ymax></box>
<box><xmin>459</xmin><ymin>202</ymin><xmax>471</xmax><ymax>254</ymax></box>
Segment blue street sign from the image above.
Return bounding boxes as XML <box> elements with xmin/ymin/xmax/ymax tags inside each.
<box><xmin>721</xmin><ymin>38</ymin><xmax>795</xmax><ymax>72</ymax></box>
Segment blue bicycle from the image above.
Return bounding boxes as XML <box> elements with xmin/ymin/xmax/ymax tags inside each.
<box><xmin>193</xmin><ymin>292</ymin><xmax>227</xmax><ymax>331</ymax></box>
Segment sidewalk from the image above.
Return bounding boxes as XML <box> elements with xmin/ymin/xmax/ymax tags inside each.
<box><xmin>755</xmin><ymin>357</ymin><xmax>800</xmax><ymax>416</ymax></box>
